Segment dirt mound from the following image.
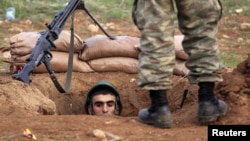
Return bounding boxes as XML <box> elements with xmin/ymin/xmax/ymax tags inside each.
<box><xmin>214</xmin><ymin>55</ymin><xmax>250</xmax><ymax>123</ymax></box>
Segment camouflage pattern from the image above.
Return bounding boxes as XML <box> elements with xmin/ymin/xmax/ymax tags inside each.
<box><xmin>132</xmin><ymin>0</ymin><xmax>224</xmax><ymax>90</ymax></box>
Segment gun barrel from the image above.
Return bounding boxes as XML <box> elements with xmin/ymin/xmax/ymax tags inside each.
<box><xmin>49</xmin><ymin>0</ymin><xmax>81</xmax><ymax>31</ymax></box>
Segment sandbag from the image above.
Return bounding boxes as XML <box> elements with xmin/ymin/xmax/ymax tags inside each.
<box><xmin>0</xmin><ymin>46</ymin><xmax>29</xmax><ymax>67</ymax></box>
<box><xmin>87</xmin><ymin>56</ymin><xmax>189</xmax><ymax>76</ymax></box>
<box><xmin>88</xmin><ymin>57</ymin><xmax>138</xmax><ymax>74</ymax></box>
<box><xmin>9</xmin><ymin>30</ymin><xmax>84</xmax><ymax>56</ymax></box>
<box><xmin>1</xmin><ymin>51</ymin><xmax>94</xmax><ymax>73</ymax></box>
<box><xmin>11</xmin><ymin>54</ymin><xmax>30</xmax><ymax>63</ymax></box>
<box><xmin>79</xmin><ymin>35</ymin><xmax>140</xmax><ymax>61</ymax></box>
<box><xmin>80</xmin><ymin>35</ymin><xmax>189</xmax><ymax>61</ymax></box>
<box><xmin>0</xmin><ymin>46</ymin><xmax>11</xmax><ymax>63</ymax></box>
<box><xmin>33</xmin><ymin>52</ymin><xmax>94</xmax><ymax>73</ymax></box>
<box><xmin>9</xmin><ymin>31</ymin><xmax>40</xmax><ymax>55</ymax></box>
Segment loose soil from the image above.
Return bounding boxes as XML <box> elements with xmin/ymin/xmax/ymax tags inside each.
<box><xmin>0</xmin><ymin>11</ymin><xmax>250</xmax><ymax>141</ymax></box>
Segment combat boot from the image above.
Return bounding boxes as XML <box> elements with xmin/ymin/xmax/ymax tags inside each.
<box><xmin>138</xmin><ymin>105</ymin><xmax>173</xmax><ymax>128</ymax></box>
<box><xmin>198</xmin><ymin>99</ymin><xmax>227</xmax><ymax>123</ymax></box>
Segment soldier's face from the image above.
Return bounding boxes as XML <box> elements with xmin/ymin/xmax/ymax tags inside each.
<box><xmin>90</xmin><ymin>94</ymin><xmax>116</xmax><ymax>116</ymax></box>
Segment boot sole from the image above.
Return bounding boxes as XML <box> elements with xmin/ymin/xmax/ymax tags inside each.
<box><xmin>139</xmin><ymin>118</ymin><xmax>173</xmax><ymax>128</ymax></box>
<box><xmin>198</xmin><ymin>110</ymin><xmax>227</xmax><ymax>123</ymax></box>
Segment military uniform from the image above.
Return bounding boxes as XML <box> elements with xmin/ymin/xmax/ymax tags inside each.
<box><xmin>132</xmin><ymin>0</ymin><xmax>224</xmax><ymax>90</ymax></box>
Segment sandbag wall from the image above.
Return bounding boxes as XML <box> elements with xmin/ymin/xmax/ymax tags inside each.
<box><xmin>0</xmin><ymin>31</ymin><xmax>189</xmax><ymax>76</ymax></box>
<box><xmin>0</xmin><ymin>30</ymin><xmax>93</xmax><ymax>73</ymax></box>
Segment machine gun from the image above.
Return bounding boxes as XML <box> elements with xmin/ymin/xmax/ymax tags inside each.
<box><xmin>12</xmin><ymin>0</ymin><xmax>115</xmax><ymax>93</ymax></box>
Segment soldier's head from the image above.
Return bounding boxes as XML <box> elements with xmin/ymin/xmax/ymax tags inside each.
<box><xmin>84</xmin><ymin>80</ymin><xmax>122</xmax><ymax>116</ymax></box>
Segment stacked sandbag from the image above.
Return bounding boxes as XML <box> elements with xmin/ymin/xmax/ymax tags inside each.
<box><xmin>80</xmin><ymin>35</ymin><xmax>140</xmax><ymax>73</ymax></box>
<box><xmin>31</xmin><ymin>52</ymin><xmax>94</xmax><ymax>73</ymax></box>
<box><xmin>9</xmin><ymin>30</ymin><xmax>84</xmax><ymax>53</ymax></box>
<box><xmin>0</xmin><ymin>31</ymin><xmax>189</xmax><ymax>76</ymax></box>
<box><xmin>0</xmin><ymin>30</ymin><xmax>94</xmax><ymax>73</ymax></box>
<box><xmin>80</xmin><ymin>35</ymin><xmax>189</xmax><ymax>76</ymax></box>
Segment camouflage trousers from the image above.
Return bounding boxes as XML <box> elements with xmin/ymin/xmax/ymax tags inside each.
<box><xmin>132</xmin><ymin>0</ymin><xmax>224</xmax><ymax>90</ymax></box>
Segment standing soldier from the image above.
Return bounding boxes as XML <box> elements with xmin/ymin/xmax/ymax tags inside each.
<box><xmin>132</xmin><ymin>0</ymin><xmax>227</xmax><ymax>128</ymax></box>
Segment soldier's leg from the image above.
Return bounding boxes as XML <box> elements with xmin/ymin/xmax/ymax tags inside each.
<box><xmin>175</xmin><ymin>0</ymin><xmax>227</xmax><ymax>123</ymax></box>
<box><xmin>132</xmin><ymin>0</ymin><xmax>176</xmax><ymax>128</ymax></box>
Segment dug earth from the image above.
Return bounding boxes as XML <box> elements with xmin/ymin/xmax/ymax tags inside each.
<box><xmin>0</xmin><ymin>56</ymin><xmax>250</xmax><ymax>140</ymax></box>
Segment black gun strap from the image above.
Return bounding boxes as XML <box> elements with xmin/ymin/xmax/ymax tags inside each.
<box><xmin>50</xmin><ymin>14</ymin><xmax>75</xmax><ymax>93</ymax></box>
